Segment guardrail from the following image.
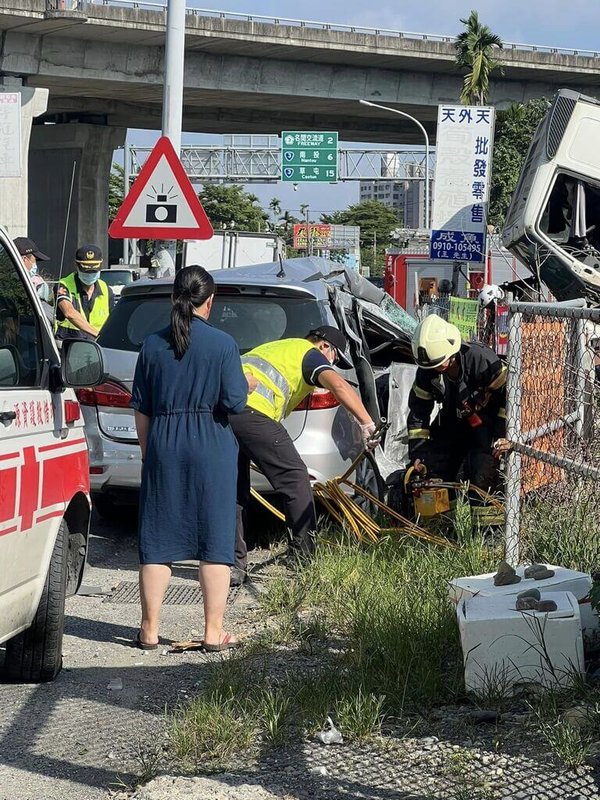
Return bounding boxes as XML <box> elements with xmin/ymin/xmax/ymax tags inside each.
<box><xmin>44</xmin><ymin>2</ymin><xmax>600</xmax><ymax>59</ymax></box>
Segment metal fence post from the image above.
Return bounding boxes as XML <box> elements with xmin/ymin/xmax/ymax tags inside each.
<box><xmin>574</xmin><ymin>318</ymin><xmax>589</xmax><ymax>439</ymax></box>
<box><xmin>505</xmin><ymin>309</ymin><xmax>523</xmax><ymax>566</ymax></box>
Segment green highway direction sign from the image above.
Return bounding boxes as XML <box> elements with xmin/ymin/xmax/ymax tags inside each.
<box><xmin>281</xmin><ymin>131</ymin><xmax>338</xmax><ymax>182</ymax></box>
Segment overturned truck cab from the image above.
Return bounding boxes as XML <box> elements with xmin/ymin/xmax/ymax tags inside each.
<box><xmin>503</xmin><ymin>89</ymin><xmax>600</xmax><ymax>304</ymax></box>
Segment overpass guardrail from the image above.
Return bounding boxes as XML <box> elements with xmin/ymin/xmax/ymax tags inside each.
<box><xmin>45</xmin><ymin>2</ymin><xmax>600</xmax><ymax>59</ymax></box>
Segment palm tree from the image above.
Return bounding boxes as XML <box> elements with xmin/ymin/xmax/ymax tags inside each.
<box><xmin>278</xmin><ymin>210</ymin><xmax>300</xmax><ymax>248</ymax></box>
<box><xmin>279</xmin><ymin>209</ymin><xmax>299</xmax><ymax>231</ymax></box>
<box><xmin>455</xmin><ymin>10</ymin><xmax>503</xmax><ymax>105</ymax></box>
<box><xmin>268</xmin><ymin>197</ymin><xmax>282</xmax><ymax>230</ymax></box>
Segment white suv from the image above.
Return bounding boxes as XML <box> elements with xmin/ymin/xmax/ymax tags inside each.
<box><xmin>0</xmin><ymin>229</ymin><xmax>104</xmax><ymax>682</ymax></box>
<box><xmin>82</xmin><ymin>258</ymin><xmax>415</xmax><ymax>518</ymax></box>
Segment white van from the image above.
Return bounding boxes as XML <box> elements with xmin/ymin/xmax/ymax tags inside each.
<box><xmin>0</xmin><ymin>228</ymin><xmax>104</xmax><ymax>682</ymax></box>
<box><xmin>503</xmin><ymin>89</ymin><xmax>600</xmax><ymax>303</ymax></box>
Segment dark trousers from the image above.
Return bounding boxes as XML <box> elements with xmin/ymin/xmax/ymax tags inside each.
<box><xmin>229</xmin><ymin>408</ymin><xmax>316</xmax><ymax>570</ymax></box>
<box><xmin>414</xmin><ymin>421</ymin><xmax>500</xmax><ymax>505</ymax></box>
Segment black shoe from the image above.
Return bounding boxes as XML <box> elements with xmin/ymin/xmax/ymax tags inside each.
<box><xmin>230</xmin><ymin>567</ymin><xmax>248</xmax><ymax>587</ymax></box>
<box><xmin>285</xmin><ymin>546</ymin><xmax>313</xmax><ymax>570</ymax></box>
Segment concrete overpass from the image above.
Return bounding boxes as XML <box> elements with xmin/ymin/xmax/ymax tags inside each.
<box><xmin>1</xmin><ymin>0</ymin><xmax>600</xmax><ymax>267</ymax></box>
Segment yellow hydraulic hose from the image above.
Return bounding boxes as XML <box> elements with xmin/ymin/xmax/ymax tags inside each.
<box><xmin>249</xmin><ymin>452</ymin><xmax>457</xmax><ymax>548</ymax></box>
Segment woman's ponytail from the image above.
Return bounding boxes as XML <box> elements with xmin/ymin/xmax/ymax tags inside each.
<box><xmin>169</xmin><ymin>266</ymin><xmax>215</xmax><ymax>360</ymax></box>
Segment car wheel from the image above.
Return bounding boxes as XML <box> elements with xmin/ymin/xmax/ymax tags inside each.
<box><xmin>353</xmin><ymin>452</ymin><xmax>386</xmax><ymax>515</ymax></box>
<box><xmin>4</xmin><ymin>519</ymin><xmax>69</xmax><ymax>683</ymax></box>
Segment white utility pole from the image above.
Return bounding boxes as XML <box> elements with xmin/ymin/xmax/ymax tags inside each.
<box><xmin>123</xmin><ymin>142</ymin><xmax>130</xmax><ymax>264</ymax></box>
<box><xmin>163</xmin><ymin>0</ymin><xmax>185</xmax><ymax>155</ymax></box>
<box><xmin>159</xmin><ymin>0</ymin><xmax>186</xmax><ymax>273</ymax></box>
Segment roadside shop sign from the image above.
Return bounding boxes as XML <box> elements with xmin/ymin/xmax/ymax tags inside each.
<box><xmin>293</xmin><ymin>223</ymin><xmax>359</xmax><ymax>249</ymax></box>
<box><xmin>109</xmin><ymin>136</ymin><xmax>214</xmax><ymax>239</ymax></box>
<box><xmin>0</xmin><ymin>92</ymin><xmax>21</xmax><ymax>178</ymax></box>
<box><xmin>281</xmin><ymin>131</ymin><xmax>338</xmax><ymax>182</ymax></box>
<box><xmin>430</xmin><ymin>105</ymin><xmax>495</xmax><ymax>263</ymax></box>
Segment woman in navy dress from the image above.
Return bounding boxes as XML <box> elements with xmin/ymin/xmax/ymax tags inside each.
<box><xmin>131</xmin><ymin>266</ymin><xmax>248</xmax><ymax>650</ymax></box>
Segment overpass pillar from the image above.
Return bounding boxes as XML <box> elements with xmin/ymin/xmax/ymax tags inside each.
<box><xmin>0</xmin><ymin>84</ymin><xmax>49</xmax><ymax>239</ymax></box>
<box><xmin>28</xmin><ymin>123</ymin><xmax>126</xmax><ymax>276</ymax></box>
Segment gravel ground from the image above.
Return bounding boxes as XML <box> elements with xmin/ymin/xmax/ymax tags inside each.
<box><xmin>1</xmin><ymin>511</ymin><xmax>600</xmax><ymax>800</ymax></box>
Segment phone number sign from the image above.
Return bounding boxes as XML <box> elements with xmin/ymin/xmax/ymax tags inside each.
<box><xmin>430</xmin><ymin>230</ymin><xmax>485</xmax><ymax>261</ymax></box>
<box><xmin>430</xmin><ymin>104</ymin><xmax>495</xmax><ymax>262</ymax></box>
<box><xmin>281</xmin><ymin>131</ymin><xmax>338</xmax><ymax>183</ymax></box>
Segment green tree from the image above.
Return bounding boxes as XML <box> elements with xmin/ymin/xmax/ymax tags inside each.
<box><xmin>489</xmin><ymin>98</ymin><xmax>550</xmax><ymax>228</ymax></box>
<box><xmin>277</xmin><ymin>209</ymin><xmax>300</xmax><ymax>248</ymax></box>
<box><xmin>322</xmin><ymin>200</ymin><xmax>398</xmax><ymax>275</ymax></box>
<box><xmin>455</xmin><ymin>10</ymin><xmax>503</xmax><ymax>105</ymax></box>
<box><xmin>268</xmin><ymin>197</ymin><xmax>282</xmax><ymax>230</ymax></box>
<box><xmin>109</xmin><ymin>163</ymin><xmax>125</xmax><ymax>221</ymax></box>
<box><xmin>198</xmin><ymin>184</ymin><xmax>269</xmax><ymax>231</ymax></box>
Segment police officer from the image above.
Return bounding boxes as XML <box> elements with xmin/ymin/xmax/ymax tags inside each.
<box><xmin>407</xmin><ymin>315</ymin><xmax>507</xmax><ymax>524</ymax></box>
<box><xmin>13</xmin><ymin>237</ymin><xmax>51</xmax><ymax>300</ymax></box>
<box><xmin>55</xmin><ymin>245</ymin><xmax>114</xmax><ymax>340</ymax></box>
<box><xmin>13</xmin><ymin>236</ymin><xmax>54</xmax><ymax>324</ymax></box>
<box><xmin>230</xmin><ymin>325</ymin><xmax>377</xmax><ymax>584</ymax></box>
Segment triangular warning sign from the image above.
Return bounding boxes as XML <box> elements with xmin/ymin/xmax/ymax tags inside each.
<box><xmin>109</xmin><ymin>136</ymin><xmax>214</xmax><ymax>240</ymax></box>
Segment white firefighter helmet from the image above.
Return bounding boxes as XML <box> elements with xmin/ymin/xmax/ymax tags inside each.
<box><xmin>479</xmin><ymin>284</ymin><xmax>505</xmax><ymax>307</ymax></box>
<box><xmin>411</xmin><ymin>314</ymin><xmax>462</xmax><ymax>369</ymax></box>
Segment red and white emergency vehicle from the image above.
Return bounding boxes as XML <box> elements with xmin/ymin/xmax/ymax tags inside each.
<box><xmin>0</xmin><ymin>228</ymin><xmax>104</xmax><ymax>682</ymax></box>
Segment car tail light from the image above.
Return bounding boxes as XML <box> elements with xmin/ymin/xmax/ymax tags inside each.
<box><xmin>294</xmin><ymin>389</ymin><xmax>340</xmax><ymax>411</ymax></box>
<box><xmin>90</xmin><ymin>466</ymin><xmax>107</xmax><ymax>475</ymax></box>
<box><xmin>77</xmin><ymin>381</ymin><xmax>132</xmax><ymax>409</ymax></box>
<box><xmin>64</xmin><ymin>399</ymin><xmax>81</xmax><ymax>423</ymax></box>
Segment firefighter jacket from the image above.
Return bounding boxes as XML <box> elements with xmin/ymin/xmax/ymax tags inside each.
<box><xmin>407</xmin><ymin>341</ymin><xmax>507</xmax><ymax>457</ymax></box>
<box><xmin>241</xmin><ymin>339</ymin><xmax>315</xmax><ymax>422</ymax></box>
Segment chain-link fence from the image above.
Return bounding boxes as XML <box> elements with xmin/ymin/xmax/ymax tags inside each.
<box><xmin>505</xmin><ymin>300</ymin><xmax>600</xmax><ymax>563</ymax></box>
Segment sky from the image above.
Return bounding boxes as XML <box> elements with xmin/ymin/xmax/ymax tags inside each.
<box><xmin>126</xmin><ymin>0</ymin><xmax>600</xmax><ymax>220</ymax></box>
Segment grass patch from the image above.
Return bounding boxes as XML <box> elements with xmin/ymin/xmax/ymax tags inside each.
<box><xmin>170</xmin><ymin>693</ymin><xmax>257</xmax><ymax>770</ymax></box>
<box><xmin>521</xmin><ymin>489</ymin><xmax>600</xmax><ymax>573</ymax></box>
<box><xmin>294</xmin><ymin>522</ymin><xmax>500</xmax><ymax>714</ymax></box>
<box><xmin>169</xmin><ymin>488</ymin><xmax>600</xmax><ymax>770</ymax></box>
<box><xmin>525</xmin><ymin>686</ymin><xmax>600</xmax><ymax>769</ymax></box>
<box><xmin>535</xmin><ymin>713</ymin><xmax>596</xmax><ymax>769</ymax></box>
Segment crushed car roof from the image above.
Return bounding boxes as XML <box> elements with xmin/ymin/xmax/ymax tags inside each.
<box><xmin>121</xmin><ymin>256</ymin><xmax>416</xmax><ymax>342</ymax></box>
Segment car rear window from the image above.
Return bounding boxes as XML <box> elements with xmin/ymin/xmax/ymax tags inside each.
<box><xmin>97</xmin><ymin>293</ymin><xmax>324</xmax><ymax>353</ymax></box>
<box><xmin>101</xmin><ymin>270</ymin><xmax>134</xmax><ymax>286</ymax></box>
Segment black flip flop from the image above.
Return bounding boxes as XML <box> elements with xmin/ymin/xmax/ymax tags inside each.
<box><xmin>202</xmin><ymin>633</ymin><xmax>243</xmax><ymax>652</ymax></box>
<box><xmin>135</xmin><ymin>631</ymin><xmax>158</xmax><ymax>650</ymax></box>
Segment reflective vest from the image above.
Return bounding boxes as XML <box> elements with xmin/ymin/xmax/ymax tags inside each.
<box><xmin>56</xmin><ymin>272</ymin><xmax>111</xmax><ymax>333</ymax></box>
<box><xmin>242</xmin><ymin>339</ymin><xmax>315</xmax><ymax>422</ymax></box>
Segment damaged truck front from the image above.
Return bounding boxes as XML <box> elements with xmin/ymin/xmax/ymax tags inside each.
<box><xmin>502</xmin><ymin>89</ymin><xmax>600</xmax><ymax>304</ymax></box>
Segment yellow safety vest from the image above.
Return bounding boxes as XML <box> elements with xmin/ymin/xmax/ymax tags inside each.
<box><xmin>242</xmin><ymin>339</ymin><xmax>316</xmax><ymax>422</ymax></box>
<box><xmin>56</xmin><ymin>272</ymin><xmax>111</xmax><ymax>333</ymax></box>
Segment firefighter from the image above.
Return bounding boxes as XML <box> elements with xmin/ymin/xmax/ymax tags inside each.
<box><xmin>229</xmin><ymin>325</ymin><xmax>378</xmax><ymax>585</ymax></box>
<box><xmin>478</xmin><ymin>283</ymin><xmax>505</xmax><ymax>349</ymax></box>
<box><xmin>406</xmin><ymin>314</ymin><xmax>507</xmax><ymax>524</ymax></box>
<box><xmin>55</xmin><ymin>245</ymin><xmax>114</xmax><ymax>340</ymax></box>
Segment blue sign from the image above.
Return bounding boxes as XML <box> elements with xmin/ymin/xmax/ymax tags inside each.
<box><xmin>430</xmin><ymin>229</ymin><xmax>485</xmax><ymax>262</ymax></box>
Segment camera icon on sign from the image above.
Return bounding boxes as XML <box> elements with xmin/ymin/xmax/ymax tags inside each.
<box><xmin>146</xmin><ymin>194</ymin><xmax>177</xmax><ymax>224</ymax></box>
